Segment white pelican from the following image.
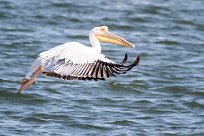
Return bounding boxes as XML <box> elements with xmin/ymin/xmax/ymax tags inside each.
<box><xmin>18</xmin><ymin>26</ymin><xmax>141</xmax><ymax>93</ymax></box>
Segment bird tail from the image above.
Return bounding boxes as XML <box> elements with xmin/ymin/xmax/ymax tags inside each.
<box><xmin>25</xmin><ymin>57</ymin><xmax>42</xmax><ymax>79</ymax></box>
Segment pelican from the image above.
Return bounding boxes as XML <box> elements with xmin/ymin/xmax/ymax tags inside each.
<box><xmin>18</xmin><ymin>26</ymin><xmax>141</xmax><ymax>93</ymax></box>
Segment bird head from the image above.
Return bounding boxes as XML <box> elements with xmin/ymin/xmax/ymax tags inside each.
<box><xmin>91</xmin><ymin>26</ymin><xmax>135</xmax><ymax>48</ymax></box>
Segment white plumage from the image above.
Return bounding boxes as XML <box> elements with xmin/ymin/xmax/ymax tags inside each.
<box><xmin>40</xmin><ymin>42</ymin><xmax>114</xmax><ymax>64</ymax></box>
<box><xmin>18</xmin><ymin>26</ymin><xmax>141</xmax><ymax>93</ymax></box>
<box><xmin>25</xmin><ymin>42</ymin><xmax>115</xmax><ymax>79</ymax></box>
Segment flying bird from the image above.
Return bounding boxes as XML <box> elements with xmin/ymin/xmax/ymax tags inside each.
<box><xmin>18</xmin><ymin>26</ymin><xmax>141</xmax><ymax>93</ymax></box>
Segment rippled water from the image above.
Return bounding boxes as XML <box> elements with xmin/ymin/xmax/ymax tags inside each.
<box><xmin>0</xmin><ymin>0</ymin><xmax>204</xmax><ymax>135</ymax></box>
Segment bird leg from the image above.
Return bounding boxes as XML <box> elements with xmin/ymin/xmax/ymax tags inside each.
<box><xmin>18</xmin><ymin>66</ymin><xmax>43</xmax><ymax>94</ymax></box>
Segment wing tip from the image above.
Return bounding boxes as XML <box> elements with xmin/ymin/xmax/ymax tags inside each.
<box><xmin>134</xmin><ymin>54</ymin><xmax>141</xmax><ymax>66</ymax></box>
<box><xmin>120</xmin><ymin>53</ymin><xmax>128</xmax><ymax>65</ymax></box>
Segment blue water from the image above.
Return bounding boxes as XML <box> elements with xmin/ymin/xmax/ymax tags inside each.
<box><xmin>0</xmin><ymin>0</ymin><xmax>204</xmax><ymax>135</ymax></box>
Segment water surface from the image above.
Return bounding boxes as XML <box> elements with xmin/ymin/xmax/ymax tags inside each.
<box><xmin>0</xmin><ymin>0</ymin><xmax>204</xmax><ymax>135</ymax></box>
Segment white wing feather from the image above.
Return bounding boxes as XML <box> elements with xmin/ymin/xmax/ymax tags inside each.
<box><xmin>39</xmin><ymin>42</ymin><xmax>114</xmax><ymax>64</ymax></box>
<box><xmin>25</xmin><ymin>42</ymin><xmax>140</xmax><ymax>80</ymax></box>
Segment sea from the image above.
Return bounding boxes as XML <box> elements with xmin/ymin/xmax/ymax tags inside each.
<box><xmin>0</xmin><ymin>0</ymin><xmax>204</xmax><ymax>135</ymax></box>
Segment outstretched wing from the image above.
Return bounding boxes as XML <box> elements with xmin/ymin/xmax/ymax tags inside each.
<box><xmin>41</xmin><ymin>54</ymin><xmax>141</xmax><ymax>81</ymax></box>
<box><xmin>39</xmin><ymin>42</ymin><xmax>141</xmax><ymax>81</ymax></box>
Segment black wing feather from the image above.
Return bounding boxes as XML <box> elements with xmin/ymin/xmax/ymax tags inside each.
<box><xmin>42</xmin><ymin>54</ymin><xmax>141</xmax><ymax>81</ymax></box>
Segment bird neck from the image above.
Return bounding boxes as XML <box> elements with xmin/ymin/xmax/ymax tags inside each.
<box><xmin>89</xmin><ymin>32</ymin><xmax>101</xmax><ymax>53</ymax></box>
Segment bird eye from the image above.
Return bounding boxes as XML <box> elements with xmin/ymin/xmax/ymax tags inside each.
<box><xmin>100</xmin><ymin>28</ymin><xmax>105</xmax><ymax>32</ymax></box>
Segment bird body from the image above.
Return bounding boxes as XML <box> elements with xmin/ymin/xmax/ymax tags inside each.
<box><xmin>18</xmin><ymin>26</ymin><xmax>141</xmax><ymax>93</ymax></box>
<box><xmin>39</xmin><ymin>42</ymin><xmax>112</xmax><ymax>64</ymax></box>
